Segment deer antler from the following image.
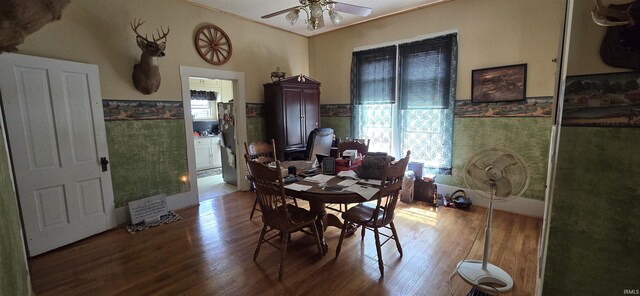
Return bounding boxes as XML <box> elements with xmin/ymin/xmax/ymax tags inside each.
<box><xmin>130</xmin><ymin>18</ymin><xmax>149</xmax><ymax>41</ymax></box>
<box><xmin>591</xmin><ymin>0</ymin><xmax>635</xmax><ymax>27</ymax></box>
<box><xmin>153</xmin><ymin>26</ymin><xmax>170</xmax><ymax>42</ymax></box>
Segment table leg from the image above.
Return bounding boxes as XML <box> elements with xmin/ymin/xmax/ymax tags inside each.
<box><xmin>309</xmin><ymin>201</ymin><xmax>329</xmax><ymax>254</ymax></box>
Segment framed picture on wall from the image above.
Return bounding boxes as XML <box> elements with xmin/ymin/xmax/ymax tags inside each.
<box><xmin>472</xmin><ymin>64</ymin><xmax>527</xmax><ymax>103</ymax></box>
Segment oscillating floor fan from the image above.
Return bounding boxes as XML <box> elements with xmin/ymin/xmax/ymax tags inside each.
<box><xmin>456</xmin><ymin>147</ymin><xmax>529</xmax><ymax>293</ymax></box>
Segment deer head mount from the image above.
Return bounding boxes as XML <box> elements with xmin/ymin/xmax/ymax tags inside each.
<box><xmin>591</xmin><ymin>0</ymin><xmax>640</xmax><ymax>71</ymax></box>
<box><xmin>131</xmin><ymin>18</ymin><xmax>170</xmax><ymax>95</ymax></box>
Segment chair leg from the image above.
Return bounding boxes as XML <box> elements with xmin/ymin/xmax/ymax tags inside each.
<box><xmin>249</xmin><ymin>196</ymin><xmax>259</xmax><ymax>220</ymax></box>
<box><xmin>335</xmin><ymin>222</ymin><xmax>349</xmax><ymax>259</ymax></box>
<box><xmin>361</xmin><ymin>224</ymin><xmax>366</xmax><ymax>240</ymax></box>
<box><xmin>390</xmin><ymin>222</ymin><xmax>403</xmax><ymax>257</ymax></box>
<box><xmin>373</xmin><ymin>227</ymin><xmax>384</xmax><ymax>277</ymax></box>
<box><xmin>310</xmin><ymin>225</ymin><xmax>323</xmax><ymax>259</ymax></box>
<box><xmin>292</xmin><ymin>197</ymin><xmax>298</xmax><ymax>207</ymax></box>
<box><xmin>254</xmin><ymin>224</ymin><xmax>267</xmax><ymax>260</ymax></box>
<box><xmin>279</xmin><ymin>231</ymin><xmax>289</xmax><ymax>281</ymax></box>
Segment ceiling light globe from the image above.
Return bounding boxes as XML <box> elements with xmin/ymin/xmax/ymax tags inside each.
<box><xmin>310</xmin><ymin>3</ymin><xmax>323</xmax><ymax>18</ymax></box>
<box><xmin>285</xmin><ymin>10</ymin><xmax>300</xmax><ymax>25</ymax></box>
<box><xmin>329</xmin><ymin>11</ymin><xmax>343</xmax><ymax>25</ymax></box>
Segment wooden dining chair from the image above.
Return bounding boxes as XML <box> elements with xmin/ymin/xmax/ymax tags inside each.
<box><xmin>337</xmin><ymin>139</ymin><xmax>370</xmax><ymax>156</ymax></box>
<box><xmin>244</xmin><ymin>139</ymin><xmax>297</xmax><ymax>220</ymax></box>
<box><xmin>329</xmin><ymin>139</ymin><xmax>371</xmax><ymax>213</ymax></box>
<box><xmin>246</xmin><ymin>160</ymin><xmax>324</xmax><ymax>281</ymax></box>
<box><xmin>334</xmin><ymin>150</ymin><xmax>411</xmax><ymax>277</ymax></box>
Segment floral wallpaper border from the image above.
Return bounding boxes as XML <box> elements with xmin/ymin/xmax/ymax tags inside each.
<box><xmin>455</xmin><ymin>96</ymin><xmax>553</xmax><ymax>118</ymax></box>
<box><xmin>320</xmin><ymin>104</ymin><xmax>351</xmax><ymax>117</ymax></box>
<box><xmin>103</xmin><ymin>100</ymin><xmax>184</xmax><ymax>121</ymax></box>
<box><xmin>246</xmin><ymin>103</ymin><xmax>264</xmax><ymax>118</ymax></box>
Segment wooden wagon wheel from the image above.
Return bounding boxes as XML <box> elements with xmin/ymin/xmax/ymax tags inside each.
<box><xmin>195</xmin><ymin>24</ymin><xmax>232</xmax><ymax>65</ymax></box>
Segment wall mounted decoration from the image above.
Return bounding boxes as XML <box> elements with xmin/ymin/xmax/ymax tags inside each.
<box><xmin>455</xmin><ymin>97</ymin><xmax>552</xmax><ymax>118</ymax></box>
<box><xmin>246</xmin><ymin>103</ymin><xmax>265</xmax><ymax>117</ymax></box>
<box><xmin>0</xmin><ymin>0</ymin><xmax>70</xmax><ymax>53</ymax></box>
<box><xmin>563</xmin><ymin>72</ymin><xmax>640</xmax><ymax>127</ymax></box>
<box><xmin>320</xmin><ymin>104</ymin><xmax>351</xmax><ymax>117</ymax></box>
<box><xmin>131</xmin><ymin>19</ymin><xmax>170</xmax><ymax>95</ymax></box>
<box><xmin>195</xmin><ymin>24</ymin><xmax>232</xmax><ymax>65</ymax></box>
<box><xmin>103</xmin><ymin>100</ymin><xmax>184</xmax><ymax>121</ymax></box>
<box><xmin>472</xmin><ymin>64</ymin><xmax>527</xmax><ymax>103</ymax></box>
<box><xmin>591</xmin><ymin>0</ymin><xmax>640</xmax><ymax>71</ymax></box>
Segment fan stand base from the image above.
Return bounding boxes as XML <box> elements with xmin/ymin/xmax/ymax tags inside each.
<box><xmin>457</xmin><ymin>260</ymin><xmax>514</xmax><ymax>293</ymax></box>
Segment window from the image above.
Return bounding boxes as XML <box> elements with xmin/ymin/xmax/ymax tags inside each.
<box><xmin>351</xmin><ymin>33</ymin><xmax>457</xmax><ymax>174</ymax></box>
<box><xmin>190</xmin><ymin>90</ymin><xmax>217</xmax><ymax>120</ymax></box>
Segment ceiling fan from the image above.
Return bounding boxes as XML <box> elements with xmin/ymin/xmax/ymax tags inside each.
<box><xmin>261</xmin><ymin>0</ymin><xmax>372</xmax><ymax>31</ymax></box>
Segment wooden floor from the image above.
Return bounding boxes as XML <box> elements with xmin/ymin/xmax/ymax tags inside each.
<box><xmin>28</xmin><ymin>191</ymin><xmax>541</xmax><ymax>296</ymax></box>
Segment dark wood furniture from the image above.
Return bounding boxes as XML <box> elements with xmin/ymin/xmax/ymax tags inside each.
<box><xmin>246</xmin><ymin>160</ymin><xmax>323</xmax><ymax>281</ymax></box>
<box><xmin>337</xmin><ymin>139</ymin><xmax>370</xmax><ymax>156</ymax></box>
<box><xmin>245</xmin><ymin>139</ymin><xmax>297</xmax><ymax>220</ymax></box>
<box><xmin>282</xmin><ymin>160</ymin><xmax>383</xmax><ymax>253</ymax></box>
<box><xmin>335</xmin><ymin>151</ymin><xmax>411</xmax><ymax>277</ymax></box>
<box><xmin>264</xmin><ymin>76</ymin><xmax>320</xmax><ymax>160</ymax></box>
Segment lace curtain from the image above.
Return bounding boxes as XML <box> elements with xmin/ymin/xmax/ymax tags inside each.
<box><xmin>350</xmin><ymin>34</ymin><xmax>457</xmax><ymax>175</ymax></box>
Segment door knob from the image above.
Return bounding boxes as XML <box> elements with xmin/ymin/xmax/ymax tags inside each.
<box><xmin>100</xmin><ymin>157</ymin><xmax>109</xmax><ymax>172</ymax></box>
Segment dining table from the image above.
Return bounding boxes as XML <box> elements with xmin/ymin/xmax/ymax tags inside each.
<box><xmin>281</xmin><ymin>160</ymin><xmax>381</xmax><ymax>254</ymax></box>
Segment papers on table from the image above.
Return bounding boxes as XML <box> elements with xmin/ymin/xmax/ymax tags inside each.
<box><xmin>337</xmin><ymin>179</ymin><xmax>359</xmax><ymax>187</ymax></box>
<box><xmin>358</xmin><ymin>179</ymin><xmax>382</xmax><ymax>186</ymax></box>
<box><xmin>303</xmin><ymin>174</ymin><xmax>334</xmax><ymax>183</ymax></box>
<box><xmin>337</xmin><ymin>170</ymin><xmax>359</xmax><ymax>180</ymax></box>
<box><xmin>344</xmin><ymin>184</ymin><xmax>379</xmax><ymax>200</ymax></box>
<box><xmin>284</xmin><ymin>183</ymin><xmax>313</xmax><ymax>192</ymax></box>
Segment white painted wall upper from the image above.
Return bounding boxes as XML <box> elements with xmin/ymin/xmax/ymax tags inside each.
<box><xmin>309</xmin><ymin>0</ymin><xmax>564</xmax><ymax>103</ymax></box>
<box><xmin>16</xmin><ymin>0</ymin><xmax>309</xmax><ymax>103</ymax></box>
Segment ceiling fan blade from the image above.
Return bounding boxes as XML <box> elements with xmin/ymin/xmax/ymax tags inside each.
<box><xmin>328</xmin><ymin>1</ymin><xmax>372</xmax><ymax>16</ymax></box>
<box><xmin>468</xmin><ymin>164</ymin><xmax>490</xmax><ymax>183</ymax></box>
<box><xmin>262</xmin><ymin>6</ymin><xmax>300</xmax><ymax>19</ymax></box>
<box><xmin>494</xmin><ymin>177</ymin><xmax>513</xmax><ymax>197</ymax></box>
<box><xmin>492</xmin><ymin>154</ymin><xmax>517</xmax><ymax>171</ymax></box>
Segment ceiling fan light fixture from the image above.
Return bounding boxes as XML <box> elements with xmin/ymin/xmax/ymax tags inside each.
<box><xmin>308</xmin><ymin>16</ymin><xmax>324</xmax><ymax>30</ymax></box>
<box><xmin>329</xmin><ymin>10</ymin><xmax>343</xmax><ymax>25</ymax></box>
<box><xmin>310</xmin><ymin>2</ymin><xmax>324</xmax><ymax>18</ymax></box>
<box><xmin>285</xmin><ymin>9</ymin><xmax>300</xmax><ymax>25</ymax></box>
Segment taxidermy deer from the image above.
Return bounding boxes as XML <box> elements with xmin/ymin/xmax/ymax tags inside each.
<box><xmin>131</xmin><ymin>19</ymin><xmax>170</xmax><ymax>95</ymax></box>
<box><xmin>591</xmin><ymin>0</ymin><xmax>640</xmax><ymax>70</ymax></box>
<box><xmin>0</xmin><ymin>0</ymin><xmax>70</xmax><ymax>53</ymax></box>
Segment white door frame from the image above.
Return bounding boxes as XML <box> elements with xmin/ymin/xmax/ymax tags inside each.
<box><xmin>179</xmin><ymin>66</ymin><xmax>249</xmax><ymax>194</ymax></box>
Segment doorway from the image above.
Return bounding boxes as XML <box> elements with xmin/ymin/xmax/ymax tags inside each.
<box><xmin>179</xmin><ymin>66</ymin><xmax>249</xmax><ymax>203</ymax></box>
<box><xmin>189</xmin><ymin>77</ymin><xmax>237</xmax><ymax>201</ymax></box>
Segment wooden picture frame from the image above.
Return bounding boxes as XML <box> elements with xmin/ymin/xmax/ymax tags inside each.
<box><xmin>472</xmin><ymin>64</ymin><xmax>527</xmax><ymax>103</ymax></box>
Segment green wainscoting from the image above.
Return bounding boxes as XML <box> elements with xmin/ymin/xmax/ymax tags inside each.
<box><xmin>247</xmin><ymin>117</ymin><xmax>266</xmax><ymax>144</ymax></box>
<box><xmin>437</xmin><ymin>117</ymin><xmax>552</xmax><ymax>200</ymax></box>
<box><xmin>321</xmin><ymin>116</ymin><xmax>351</xmax><ymax>140</ymax></box>
<box><xmin>543</xmin><ymin>127</ymin><xmax>640</xmax><ymax>295</ymax></box>
<box><xmin>106</xmin><ymin>120</ymin><xmax>188</xmax><ymax>207</ymax></box>
<box><xmin>0</xmin><ymin>134</ymin><xmax>30</xmax><ymax>296</ymax></box>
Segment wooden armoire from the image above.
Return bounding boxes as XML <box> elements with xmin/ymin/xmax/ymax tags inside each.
<box><xmin>264</xmin><ymin>75</ymin><xmax>320</xmax><ymax>160</ymax></box>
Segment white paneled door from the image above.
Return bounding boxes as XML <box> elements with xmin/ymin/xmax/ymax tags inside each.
<box><xmin>0</xmin><ymin>53</ymin><xmax>115</xmax><ymax>256</ymax></box>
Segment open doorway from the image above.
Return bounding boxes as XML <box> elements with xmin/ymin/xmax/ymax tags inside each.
<box><xmin>180</xmin><ymin>66</ymin><xmax>249</xmax><ymax>204</ymax></box>
<box><xmin>189</xmin><ymin>77</ymin><xmax>237</xmax><ymax>202</ymax></box>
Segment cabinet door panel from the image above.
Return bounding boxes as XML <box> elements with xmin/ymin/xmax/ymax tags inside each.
<box><xmin>283</xmin><ymin>88</ymin><xmax>304</xmax><ymax>148</ymax></box>
<box><xmin>303</xmin><ymin>89</ymin><xmax>320</xmax><ymax>146</ymax></box>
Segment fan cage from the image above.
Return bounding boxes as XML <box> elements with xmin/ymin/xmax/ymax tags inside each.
<box><xmin>463</xmin><ymin>147</ymin><xmax>530</xmax><ymax>201</ymax></box>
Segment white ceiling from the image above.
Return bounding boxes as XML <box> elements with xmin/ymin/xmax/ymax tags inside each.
<box><xmin>186</xmin><ymin>0</ymin><xmax>447</xmax><ymax>37</ymax></box>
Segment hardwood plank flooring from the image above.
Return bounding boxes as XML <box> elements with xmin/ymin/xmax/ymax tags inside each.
<box><xmin>28</xmin><ymin>191</ymin><xmax>541</xmax><ymax>295</ymax></box>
